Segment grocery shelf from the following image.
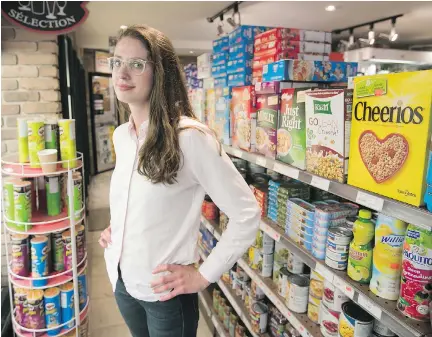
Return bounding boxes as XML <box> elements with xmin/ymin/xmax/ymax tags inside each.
<box><xmin>223</xmin><ymin>144</ymin><xmax>432</xmax><ymax>229</ymax></box>
<box><xmin>259</xmin><ymin>217</ymin><xmax>432</xmax><ymax>337</ymax></box>
<box><xmin>198</xmin><ymin>289</ymin><xmax>229</xmax><ymax>337</ymax></box>
<box><xmin>12</xmin><ymin>296</ymin><xmax>90</xmax><ymax>337</ymax></box>
<box><xmin>9</xmin><ymin>256</ymin><xmax>88</xmax><ymax>289</ymax></box>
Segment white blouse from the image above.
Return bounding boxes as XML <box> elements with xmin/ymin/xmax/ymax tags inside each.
<box><xmin>104</xmin><ymin>116</ymin><xmax>260</xmax><ymax>301</ymax></box>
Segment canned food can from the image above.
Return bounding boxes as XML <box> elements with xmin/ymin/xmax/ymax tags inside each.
<box><xmin>287</xmin><ymin>251</ymin><xmax>305</xmax><ymax>274</ymax></box>
<box><xmin>229</xmin><ymin>312</ymin><xmax>238</xmax><ymax>337</ymax></box>
<box><xmin>44</xmin><ymin>287</ymin><xmax>62</xmax><ymax>336</ymax></box>
<box><xmin>323</xmin><ymin>279</ymin><xmax>349</xmax><ymax>312</ymax></box>
<box><xmin>60</xmin><ymin>282</ymin><xmax>75</xmax><ymax>329</ymax></box>
<box><xmin>307</xmin><ymin>295</ymin><xmax>321</xmax><ymax>324</ymax></box>
<box><xmin>218</xmin><ymin>298</ymin><xmax>226</xmax><ymax>320</ymax></box>
<box><xmin>26</xmin><ymin>289</ymin><xmax>45</xmax><ymax>330</ymax></box>
<box><xmin>251</xmin><ymin>280</ymin><xmax>265</xmax><ymax>301</ymax></box>
<box><xmin>320</xmin><ymin>302</ymin><xmax>340</xmax><ymax>337</ymax></box>
<box><xmin>58</xmin><ymin>119</ymin><xmax>77</xmax><ymax>168</ymax></box>
<box><xmin>273</xmin><ymin>260</ymin><xmax>285</xmax><ymax>284</ymax></box>
<box><xmin>13</xmin><ymin>180</ymin><xmax>32</xmax><ymax>226</ymax></box>
<box><xmin>76</xmin><ymin>224</ymin><xmax>86</xmax><ymax>263</ymax></box>
<box><xmin>373</xmin><ymin>320</ymin><xmax>396</xmax><ymax>337</ymax></box>
<box><xmin>46</xmin><ymin>176</ymin><xmax>61</xmax><ymax>216</ymax></box>
<box><xmin>310</xmin><ymin>270</ymin><xmax>324</xmax><ymax>299</ymax></box>
<box><xmin>327</xmin><ymin>227</ymin><xmax>353</xmax><ymax>245</ymax></box>
<box><xmin>259</xmin><ymin>253</ymin><xmax>273</xmax><ymax>277</ymax></box>
<box><xmin>278</xmin><ymin>267</ymin><xmax>291</xmax><ymax>299</ymax></box>
<box><xmin>326</xmin><ymin>241</ymin><xmax>350</xmax><ymax>254</ymax></box>
<box><xmin>224</xmin><ymin>306</ymin><xmax>232</xmax><ymax>331</ymax></box>
<box><xmin>27</xmin><ymin>119</ymin><xmax>45</xmax><ymax>168</ymax></box>
<box><xmin>17</xmin><ymin>118</ymin><xmax>29</xmax><ymax>163</ymax></box>
<box><xmin>248</xmin><ymin>246</ymin><xmax>260</xmax><ymax>270</ymax></box>
<box><xmin>250</xmin><ymin>302</ymin><xmax>268</xmax><ymax>334</ymax></box>
<box><xmin>78</xmin><ymin>271</ymin><xmax>88</xmax><ymax>310</ymax></box>
<box><xmin>235</xmin><ymin>323</ymin><xmax>246</xmax><ymax>337</ymax></box>
<box><xmin>52</xmin><ymin>231</ymin><xmax>65</xmax><ymax>272</ymax></box>
<box><xmin>326</xmin><ymin>248</ymin><xmax>349</xmax><ymax>262</ymax></box>
<box><xmin>339</xmin><ymin>302</ymin><xmax>374</xmax><ymax>337</ymax></box>
<box><xmin>14</xmin><ymin>288</ymin><xmax>28</xmax><ymax>326</ymax></box>
<box><xmin>11</xmin><ymin>234</ymin><xmax>30</xmax><ymax>277</ymax></box>
<box><xmin>31</xmin><ymin>236</ymin><xmax>49</xmax><ymax>287</ymax></box>
<box><xmin>312</xmin><ymin>247</ymin><xmax>326</xmax><ymax>261</ymax></box>
<box><xmin>325</xmin><ymin>255</ymin><xmax>347</xmax><ymax>271</ymax></box>
<box><xmin>287</xmin><ymin>275</ymin><xmax>309</xmax><ymax>313</ymax></box>
<box><xmin>213</xmin><ymin>289</ymin><xmax>220</xmax><ymax>312</ymax></box>
<box><xmin>44</xmin><ymin>121</ymin><xmax>59</xmax><ymax>153</ymax></box>
<box><xmin>261</xmin><ymin>232</ymin><xmax>275</xmax><ymax>254</ymax></box>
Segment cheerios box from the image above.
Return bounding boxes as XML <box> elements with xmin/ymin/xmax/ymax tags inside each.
<box><xmin>348</xmin><ymin>71</ymin><xmax>432</xmax><ymax>206</ymax></box>
<box><xmin>305</xmin><ymin>89</ymin><xmax>353</xmax><ymax>183</ymax></box>
<box><xmin>231</xmin><ymin>86</ymin><xmax>257</xmax><ymax>152</ymax></box>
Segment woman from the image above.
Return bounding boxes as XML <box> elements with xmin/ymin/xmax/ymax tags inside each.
<box><xmin>99</xmin><ymin>25</ymin><xmax>260</xmax><ymax>337</ymax></box>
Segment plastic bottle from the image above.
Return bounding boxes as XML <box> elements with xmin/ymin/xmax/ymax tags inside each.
<box><xmin>348</xmin><ymin>209</ymin><xmax>375</xmax><ymax>284</ymax></box>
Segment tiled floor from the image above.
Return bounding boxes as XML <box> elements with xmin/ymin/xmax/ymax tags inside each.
<box><xmin>87</xmin><ymin>171</ymin><xmax>213</xmax><ymax>337</ymax></box>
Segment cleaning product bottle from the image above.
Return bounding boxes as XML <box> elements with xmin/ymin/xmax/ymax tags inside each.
<box><xmin>348</xmin><ymin>209</ymin><xmax>375</xmax><ymax>284</ymax></box>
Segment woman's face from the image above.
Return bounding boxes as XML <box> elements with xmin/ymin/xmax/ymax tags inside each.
<box><xmin>112</xmin><ymin>36</ymin><xmax>154</xmax><ymax>105</ymax></box>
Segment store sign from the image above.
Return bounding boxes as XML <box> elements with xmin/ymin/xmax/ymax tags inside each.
<box><xmin>1</xmin><ymin>1</ymin><xmax>89</xmax><ymax>34</ymax></box>
<box><xmin>95</xmin><ymin>51</ymin><xmax>111</xmax><ymax>74</ymax></box>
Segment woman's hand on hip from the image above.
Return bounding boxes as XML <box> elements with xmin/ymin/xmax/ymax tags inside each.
<box><xmin>151</xmin><ymin>264</ymin><xmax>210</xmax><ymax>301</ymax></box>
<box><xmin>99</xmin><ymin>226</ymin><xmax>112</xmax><ymax>248</ymax></box>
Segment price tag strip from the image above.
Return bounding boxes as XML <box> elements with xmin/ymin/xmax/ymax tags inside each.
<box><xmin>256</xmin><ymin>156</ymin><xmax>267</xmax><ymax>167</ymax></box>
<box><xmin>315</xmin><ymin>263</ymin><xmax>334</xmax><ymax>283</ymax></box>
<box><xmin>232</xmin><ymin>148</ymin><xmax>243</xmax><ymax>158</ymax></box>
<box><xmin>310</xmin><ymin>176</ymin><xmax>331</xmax><ymax>191</ymax></box>
<box><xmin>333</xmin><ymin>276</ymin><xmax>355</xmax><ymax>300</ymax></box>
<box><xmin>356</xmin><ymin>191</ymin><xmax>384</xmax><ymax>212</ymax></box>
<box><xmin>358</xmin><ymin>294</ymin><xmax>382</xmax><ymax>320</ymax></box>
<box><xmin>260</xmin><ymin>222</ymin><xmax>281</xmax><ymax>242</ymax></box>
<box><xmin>273</xmin><ymin>162</ymin><xmax>300</xmax><ymax>180</ymax></box>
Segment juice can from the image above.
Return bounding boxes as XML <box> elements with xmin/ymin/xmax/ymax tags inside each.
<box><xmin>46</xmin><ymin>176</ymin><xmax>61</xmax><ymax>216</ymax></box>
<box><xmin>44</xmin><ymin>287</ymin><xmax>62</xmax><ymax>336</ymax></box>
<box><xmin>397</xmin><ymin>224</ymin><xmax>432</xmax><ymax>321</ymax></box>
<box><xmin>17</xmin><ymin>118</ymin><xmax>29</xmax><ymax>163</ymax></box>
<box><xmin>13</xmin><ymin>180</ymin><xmax>32</xmax><ymax>229</ymax></box>
<box><xmin>11</xmin><ymin>234</ymin><xmax>30</xmax><ymax>277</ymax></box>
<box><xmin>14</xmin><ymin>287</ymin><xmax>28</xmax><ymax>327</ymax></box>
<box><xmin>60</xmin><ymin>282</ymin><xmax>75</xmax><ymax>329</ymax></box>
<box><xmin>44</xmin><ymin>121</ymin><xmax>59</xmax><ymax>153</ymax></box>
<box><xmin>26</xmin><ymin>289</ymin><xmax>45</xmax><ymax>330</ymax></box>
<box><xmin>58</xmin><ymin>119</ymin><xmax>77</xmax><ymax>168</ymax></box>
<box><xmin>27</xmin><ymin>119</ymin><xmax>45</xmax><ymax>168</ymax></box>
<box><xmin>52</xmin><ymin>230</ymin><xmax>65</xmax><ymax>272</ymax></box>
<box><xmin>339</xmin><ymin>302</ymin><xmax>374</xmax><ymax>337</ymax></box>
<box><xmin>78</xmin><ymin>270</ymin><xmax>88</xmax><ymax>310</ymax></box>
<box><xmin>370</xmin><ymin>214</ymin><xmax>407</xmax><ymax>300</ymax></box>
<box><xmin>76</xmin><ymin>224</ymin><xmax>86</xmax><ymax>263</ymax></box>
<box><xmin>30</xmin><ymin>236</ymin><xmax>49</xmax><ymax>287</ymax></box>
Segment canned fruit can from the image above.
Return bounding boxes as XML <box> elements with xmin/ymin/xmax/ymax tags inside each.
<box><xmin>325</xmin><ymin>255</ymin><xmax>347</xmax><ymax>271</ymax></box>
<box><xmin>274</xmin><ymin>241</ymin><xmax>289</xmax><ymax>264</ymax></box>
<box><xmin>45</xmin><ymin>176</ymin><xmax>61</xmax><ymax>216</ymax></box>
<box><xmin>31</xmin><ymin>236</ymin><xmax>49</xmax><ymax>287</ymax></box>
<box><xmin>78</xmin><ymin>271</ymin><xmax>88</xmax><ymax>310</ymax></box>
<box><xmin>58</xmin><ymin>119</ymin><xmax>77</xmax><ymax>168</ymax></box>
<box><xmin>327</xmin><ymin>241</ymin><xmax>350</xmax><ymax>254</ymax></box>
<box><xmin>11</xmin><ymin>234</ymin><xmax>30</xmax><ymax>277</ymax></box>
<box><xmin>17</xmin><ymin>118</ymin><xmax>29</xmax><ymax>163</ymax></box>
<box><xmin>278</xmin><ymin>267</ymin><xmax>291</xmax><ymax>299</ymax></box>
<box><xmin>52</xmin><ymin>231</ymin><xmax>65</xmax><ymax>272</ymax></box>
<box><xmin>250</xmin><ymin>302</ymin><xmax>268</xmax><ymax>334</ymax></box>
<box><xmin>373</xmin><ymin>320</ymin><xmax>396</xmax><ymax>337</ymax></box>
<box><xmin>287</xmin><ymin>275</ymin><xmax>309</xmax><ymax>313</ymax></box>
<box><xmin>60</xmin><ymin>282</ymin><xmax>75</xmax><ymax>329</ymax></box>
<box><xmin>14</xmin><ymin>288</ymin><xmax>28</xmax><ymax>326</ymax></box>
<box><xmin>44</xmin><ymin>122</ymin><xmax>59</xmax><ymax>152</ymax></box>
<box><xmin>339</xmin><ymin>302</ymin><xmax>374</xmax><ymax>337</ymax></box>
<box><xmin>320</xmin><ymin>302</ymin><xmax>340</xmax><ymax>337</ymax></box>
<box><xmin>287</xmin><ymin>251</ymin><xmax>304</xmax><ymax>274</ymax></box>
<box><xmin>307</xmin><ymin>299</ymin><xmax>321</xmax><ymax>324</ymax></box>
<box><xmin>309</xmin><ymin>271</ymin><xmax>324</xmax><ymax>299</ymax></box>
<box><xmin>328</xmin><ymin>227</ymin><xmax>353</xmax><ymax>245</ymax></box>
<box><xmin>323</xmin><ymin>279</ymin><xmax>349</xmax><ymax>312</ymax></box>
<box><xmin>27</xmin><ymin>119</ymin><xmax>45</xmax><ymax>168</ymax></box>
<box><xmin>76</xmin><ymin>224</ymin><xmax>86</xmax><ymax>263</ymax></box>
<box><xmin>398</xmin><ymin>224</ymin><xmax>432</xmax><ymax>321</ymax></box>
<box><xmin>13</xmin><ymin>180</ymin><xmax>32</xmax><ymax>225</ymax></box>
<box><xmin>26</xmin><ymin>289</ymin><xmax>45</xmax><ymax>330</ymax></box>
<box><xmin>326</xmin><ymin>249</ymin><xmax>348</xmax><ymax>262</ymax></box>
<box><xmin>44</xmin><ymin>287</ymin><xmax>62</xmax><ymax>336</ymax></box>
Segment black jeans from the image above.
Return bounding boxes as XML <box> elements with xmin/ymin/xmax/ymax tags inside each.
<box><xmin>114</xmin><ymin>271</ymin><xmax>199</xmax><ymax>337</ymax></box>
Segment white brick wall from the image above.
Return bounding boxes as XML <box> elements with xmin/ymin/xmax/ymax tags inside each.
<box><xmin>1</xmin><ymin>24</ymin><xmax>61</xmax><ymax>287</ymax></box>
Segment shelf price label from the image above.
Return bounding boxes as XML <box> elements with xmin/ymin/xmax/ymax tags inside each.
<box><xmin>310</xmin><ymin>176</ymin><xmax>330</xmax><ymax>191</ymax></box>
<box><xmin>261</xmin><ymin>222</ymin><xmax>281</xmax><ymax>242</ymax></box>
<box><xmin>315</xmin><ymin>263</ymin><xmax>334</xmax><ymax>282</ymax></box>
<box><xmin>358</xmin><ymin>294</ymin><xmax>382</xmax><ymax>319</ymax></box>
<box><xmin>334</xmin><ymin>276</ymin><xmax>355</xmax><ymax>299</ymax></box>
<box><xmin>273</xmin><ymin>162</ymin><xmax>300</xmax><ymax>180</ymax></box>
<box><xmin>232</xmin><ymin>148</ymin><xmax>243</xmax><ymax>158</ymax></box>
<box><xmin>356</xmin><ymin>191</ymin><xmax>384</xmax><ymax>212</ymax></box>
<box><xmin>256</xmin><ymin>156</ymin><xmax>267</xmax><ymax>167</ymax></box>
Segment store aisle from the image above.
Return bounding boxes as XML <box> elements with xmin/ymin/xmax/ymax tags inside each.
<box><xmin>86</xmin><ymin>173</ymin><xmax>213</xmax><ymax>337</ymax></box>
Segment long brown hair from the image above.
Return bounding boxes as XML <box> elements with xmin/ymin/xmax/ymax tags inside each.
<box><xmin>116</xmin><ymin>25</ymin><xmax>198</xmax><ymax>184</ymax></box>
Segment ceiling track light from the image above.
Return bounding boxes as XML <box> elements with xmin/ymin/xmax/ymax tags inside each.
<box><xmin>217</xmin><ymin>14</ymin><xmax>225</xmax><ymax>36</ymax></box>
<box><xmin>368</xmin><ymin>24</ymin><xmax>375</xmax><ymax>45</ymax></box>
<box><xmin>349</xmin><ymin>28</ymin><xmax>354</xmax><ymax>46</ymax></box>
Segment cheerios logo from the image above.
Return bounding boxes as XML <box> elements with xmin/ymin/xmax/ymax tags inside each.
<box><xmin>354</xmin><ymin>101</ymin><xmax>424</xmax><ymax>124</ymax></box>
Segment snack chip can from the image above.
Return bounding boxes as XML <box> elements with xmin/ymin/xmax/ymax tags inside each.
<box><xmin>17</xmin><ymin>118</ymin><xmax>29</xmax><ymax>163</ymax></box>
<box><xmin>11</xmin><ymin>234</ymin><xmax>30</xmax><ymax>277</ymax></box>
<box><xmin>13</xmin><ymin>180</ymin><xmax>32</xmax><ymax>228</ymax></box>
<box><xmin>35</xmin><ymin>233</ymin><xmax>52</xmax><ymax>274</ymax></box>
<box><xmin>68</xmin><ymin>173</ymin><xmax>83</xmax><ymax>221</ymax></box>
<box><xmin>78</xmin><ymin>271</ymin><xmax>88</xmax><ymax>310</ymax></box>
<box><xmin>44</xmin><ymin>121</ymin><xmax>59</xmax><ymax>152</ymax></box>
<box><xmin>46</xmin><ymin>176</ymin><xmax>61</xmax><ymax>216</ymax></box>
<box><xmin>44</xmin><ymin>287</ymin><xmax>62</xmax><ymax>336</ymax></box>
<box><xmin>31</xmin><ymin>236</ymin><xmax>49</xmax><ymax>287</ymax></box>
<box><xmin>76</xmin><ymin>224</ymin><xmax>86</xmax><ymax>263</ymax></box>
<box><xmin>14</xmin><ymin>287</ymin><xmax>28</xmax><ymax>327</ymax></box>
<box><xmin>63</xmin><ymin>230</ymin><xmax>73</xmax><ymax>273</ymax></box>
<box><xmin>27</xmin><ymin>119</ymin><xmax>45</xmax><ymax>168</ymax></box>
<box><xmin>60</xmin><ymin>282</ymin><xmax>75</xmax><ymax>329</ymax></box>
<box><xmin>52</xmin><ymin>231</ymin><xmax>65</xmax><ymax>272</ymax></box>
<box><xmin>58</xmin><ymin>119</ymin><xmax>77</xmax><ymax>168</ymax></box>
<box><xmin>26</xmin><ymin>289</ymin><xmax>45</xmax><ymax>330</ymax></box>
<box><xmin>3</xmin><ymin>178</ymin><xmax>16</xmax><ymax>225</ymax></box>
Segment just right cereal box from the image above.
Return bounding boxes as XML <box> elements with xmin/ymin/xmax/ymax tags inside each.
<box><xmin>348</xmin><ymin>70</ymin><xmax>432</xmax><ymax>206</ymax></box>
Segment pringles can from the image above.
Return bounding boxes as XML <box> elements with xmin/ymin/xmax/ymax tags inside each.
<box><xmin>58</xmin><ymin>119</ymin><xmax>77</xmax><ymax>168</ymax></box>
<box><xmin>27</xmin><ymin>119</ymin><xmax>45</xmax><ymax>168</ymax></box>
<box><xmin>31</xmin><ymin>236</ymin><xmax>49</xmax><ymax>287</ymax></box>
<box><xmin>11</xmin><ymin>234</ymin><xmax>30</xmax><ymax>277</ymax></box>
<box><xmin>76</xmin><ymin>224</ymin><xmax>86</xmax><ymax>263</ymax></box>
<box><xmin>44</xmin><ymin>287</ymin><xmax>62</xmax><ymax>336</ymax></box>
<box><xmin>46</xmin><ymin>176</ymin><xmax>61</xmax><ymax>216</ymax></box>
<box><xmin>13</xmin><ymin>180</ymin><xmax>32</xmax><ymax>230</ymax></box>
<box><xmin>60</xmin><ymin>282</ymin><xmax>75</xmax><ymax>329</ymax></box>
<box><xmin>17</xmin><ymin>118</ymin><xmax>29</xmax><ymax>163</ymax></box>
<box><xmin>44</xmin><ymin>120</ymin><xmax>59</xmax><ymax>153</ymax></box>
<box><xmin>78</xmin><ymin>270</ymin><xmax>88</xmax><ymax>310</ymax></box>
<box><xmin>26</xmin><ymin>289</ymin><xmax>45</xmax><ymax>330</ymax></box>
<box><xmin>52</xmin><ymin>230</ymin><xmax>65</xmax><ymax>272</ymax></box>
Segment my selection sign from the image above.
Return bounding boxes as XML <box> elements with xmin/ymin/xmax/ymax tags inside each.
<box><xmin>1</xmin><ymin>1</ymin><xmax>89</xmax><ymax>34</ymax></box>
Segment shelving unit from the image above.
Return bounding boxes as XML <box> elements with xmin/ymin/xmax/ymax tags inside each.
<box><xmin>2</xmin><ymin>153</ymin><xmax>89</xmax><ymax>337</ymax></box>
<box><xmin>223</xmin><ymin>144</ymin><xmax>432</xmax><ymax>230</ymax></box>
<box><xmin>198</xmin><ymin>288</ymin><xmax>230</xmax><ymax>337</ymax></box>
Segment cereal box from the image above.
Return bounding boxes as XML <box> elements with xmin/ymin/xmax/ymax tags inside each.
<box><xmin>256</xmin><ymin>93</ymin><xmax>279</xmax><ymax>159</ymax></box>
<box><xmin>231</xmin><ymin>86</ymin><xmax>257</xmax><ymax>152</ymax></box>
<box><xmin>205</xmin><ymin>89</ymin><xmax>216</xmax><ymax>130</ymax></box>
<box><xmin>215</xmin><ymin>87</ymin><xmax>231</xmax><ymax>145</ymax></box>
<box><xmin>213</xmin><ymin>36</ymin><xmax>229</xmax><ymax>53</ymax></box>
<box><xmin>305</xmin><ymin>89</ymin><xmax>353</xmax><ymax>183</ymax></box>
<box><xmin>277</xmin><ymin>88</ymin><xmax>310</xmax><ymax>170</ymax></box>
<box><xmin>348</xmin><ymin>71</ymin><xmax>432</xmax><ymax>206</ymax></box>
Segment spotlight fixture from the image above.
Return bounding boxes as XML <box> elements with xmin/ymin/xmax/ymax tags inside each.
<box><xmin>325</xmin><ymin>5</ymin><xmax>336</xmax><ymax>12</ymax></box>
<box><xmin>227</xmin><ymin>2</ymin><xmax>241</xmax><ymax>28</ymax></box>
<box><xmin>217</xmin><ymin>14</ymin><xmax>225</xmax><ymax>36</ymax></box>
<box><xmin>349</xmin><ymin>28</ymin><xmax>354</xmax><ymax>46</ymax></box>
<box><xmin>368</xmin><ymin>24</ymin><xmax>375</xmax><ymax>45</ymax></box>
<box><xmin>380</xmin><ymin>17</ymin><xmax>398</xmax><ymax>42</ymax></box>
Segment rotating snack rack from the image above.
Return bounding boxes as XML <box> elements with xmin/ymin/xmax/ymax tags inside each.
<box><xmin>2</xmin><ymin>153</ymin><xmax>90</xmax><ymax>337</ymax></box>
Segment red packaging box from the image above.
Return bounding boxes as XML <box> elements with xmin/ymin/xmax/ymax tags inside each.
<box><xmin>255</xmin><ymin>40</ymin><xmax>331</xmax><ymax>57</ymax></box>
<box><xmin>255</xmin><ymin>28</ymin><xmax>331</xmax><ymax>46</ymax></box>
<box><xmin>253</xmin><ymin>54</ymin><xmax>277</xmax><ymax>70</ymax></box>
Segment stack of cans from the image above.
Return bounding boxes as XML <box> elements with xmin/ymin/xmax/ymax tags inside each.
<box><xmin>308</xmin><ymin>270</ymin><xmax>324</xmax><ymax>324</ymax></box>
<box><xmin>285</xmin><ymin>199</ymin><xmax>316</xmax><ymax>252</ymax></box>
<box><xmin>249</xmin><ymin>230</ymin><xmax>275</xmax><ymax>278</ymax></box>
<box><xmin>268</xmin><ymin>180</ymin><xmax>282</xmax><ymax>222</ymax></box>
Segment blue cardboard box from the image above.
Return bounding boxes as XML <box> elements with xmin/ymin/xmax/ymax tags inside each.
<box><xmin>228</xmin><ymin>73</ymin><xmax>252</xmax><ymax>86</ymax></box>
<box><xmin>212</xmin><ymin>64</ymin><xmax>227</xmax><ymax>78</ymax></box>
<box><xmin>213</xmin><ymin>36</ymin><xmax>229</xmax><ymax>53</ymax></box>
<box><xmin>228</xmin><ymin>25</ymin><xmax>269</xmax><ymax>45</ymax></box>
<box><xmin>229</xmin><ymin>42</ymin><xmax>254</xmax><ymax>60</ymax></box>
<box><xmin>227</xmin><ymin>58</ymin><xmax>253</xmax><ymax>75</ymax></box>
<box><xmin>215</xmin><ymin>87</ymin><xmax>232</xmax><ymax>145</ymax></box>
<box><xmin>214</xmin><ymin>76</ymin><xmax>229</xmax><ymax>88</ymax></box>
<box><xmin>212</xmin><ymin>52</ymin><xmax>229</xmax><ymax>66</ymax></box>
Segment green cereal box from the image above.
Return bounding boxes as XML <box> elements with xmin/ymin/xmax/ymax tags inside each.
<box><xmin>277</xmin><ymin>88</ymin><xmax>308</xmax><ymax>170</ymax></box>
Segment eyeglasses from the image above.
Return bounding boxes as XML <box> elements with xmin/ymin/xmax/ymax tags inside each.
<box><xmin>107</xmin><ymin>57</ymin><xmax>150</xmax><ymax>76</ymax></box>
